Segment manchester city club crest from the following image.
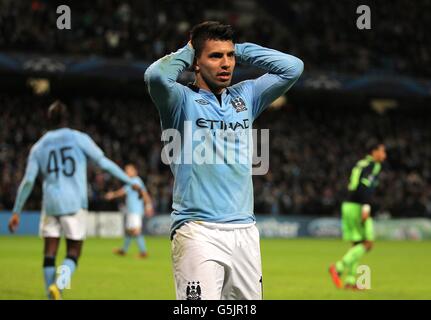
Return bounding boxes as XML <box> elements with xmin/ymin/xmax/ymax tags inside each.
<box><xmin>230</xmin><ymin>97</ymin><xmax>247</xmax><ymax>113</ymax></box>
<box><xmin>186</xmin><ymin>281</ymin><xmax>202</xmax><ymax>300</ymax></box>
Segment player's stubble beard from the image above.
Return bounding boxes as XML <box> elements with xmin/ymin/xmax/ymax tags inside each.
<box><xmin>195</xmin><ymin>70</ymin><xmax>232</xmax><ymax>95</ymax></box>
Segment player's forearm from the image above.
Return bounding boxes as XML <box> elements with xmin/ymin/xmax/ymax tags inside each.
<box><xmin>142</xmin><ymin>191</ymin><xmax>155</xmax><ymax>216</ymax></box>
<box><xmin>12</xmin><ymin>179</ymin><xmax>35</xmax><ymax>214</ymax></box>
<box><xmin>109</xmin><ymin>188</ymin><xmax>126</xmax><ymax>199</ymax></box>
<box><xmin>142</xmin><ymin>191</ymin><xmax>153</xmax><ymax>207</ymax></box>
<box><xmin>97</xmin><ymin>157</ymin><xmax>134</xmax><ymax>186</ymax></box>
<box><xmin>144</xmin><ymin>44</ymin><xmax>194</xmax><ymax>92</ymax></box>
<box><xmin>361</xmin><ymin>204</ymin><xmax>371</xmax><ymax>222</ymax></box>
<box><xmin>235</xmin><ymin>42</ymin><xmax>304</xmax><ymax>81</ymax></box>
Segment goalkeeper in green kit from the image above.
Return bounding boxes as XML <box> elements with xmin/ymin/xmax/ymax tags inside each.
<box><xmin>329</xmin><ymin>141</ymin><xmax>387</xmax><ymax>289</ymax></box>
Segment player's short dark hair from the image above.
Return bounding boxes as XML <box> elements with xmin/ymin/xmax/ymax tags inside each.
<box><xmin>366</xmin><ymin>140</ymin><xmax>384</xmax><ymax>154</ymax></box>
<box><xmin>47</xmin><ymin>100</ymin><xmax>68</xmax><ymax>128</ymax></box>
<box><xmin>190</xmin><ymin>21</ymin><xmax>234</xmax><ymax>57</ymax></box>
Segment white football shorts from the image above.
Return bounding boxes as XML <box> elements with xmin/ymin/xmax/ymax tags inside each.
<box><xmin>171</xmin><ymin>220</ymin><xmax>263</xmax><ymax>300</ymax></box>
<box><xmin>125</xmin><ymin>213</ymin><xmax>142</xmax><ymax>230</ymax></box>
<box><xmin>39</xmin><ymin>209</ymin><xmax>87</xmax><ymax>241</ymax></box>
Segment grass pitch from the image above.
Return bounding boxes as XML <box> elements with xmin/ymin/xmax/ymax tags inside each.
<box><xmin>1</xmin><ymin>236</ymin><xmax>430</xmax><ymax>300</ymax></box>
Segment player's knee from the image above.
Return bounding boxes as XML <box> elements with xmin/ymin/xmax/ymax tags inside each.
<box><xmin>66</xmin><ymin>255</ymin><xmax>79</xmax><ymax>266</ymax></box>
<box><xmin>66</xmin><ymin>247</ymin><xmax>81</xmax><ymax>262</ymax></box>
<box><xmin>44</xmin><ymin>248</ymin><xmax>57</xmax><ymax>257</ymax></box>
<box><xmin>128</xmin><ymin>228</ymin><xmax>140</xmax><ymax>236</ymax></box>
<box><xmin>364</xmin><ymin>241</ymin><xmax>373</xmax><ymax>251</ymax></box>
<box><xmin>43</xmin><ymin>256</ymin><xmax>56</xmax><ymax>268</ymax></box>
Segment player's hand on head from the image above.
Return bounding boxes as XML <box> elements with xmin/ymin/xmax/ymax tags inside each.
<box><xmin>8</xmin><ymin>213</ymin><xmax>20</xmax><ymax>233</ymax></box>
<box><xmin>187</xmin><ymin>40</ymin><xmax>193</xmax><ymax>49</ymax></box>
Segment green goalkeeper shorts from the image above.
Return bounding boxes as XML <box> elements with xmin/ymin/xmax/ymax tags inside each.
<box><xmin>341</xmin><ymin>201</ymin><xmax>375</xmax><ymax>242</ymax></box>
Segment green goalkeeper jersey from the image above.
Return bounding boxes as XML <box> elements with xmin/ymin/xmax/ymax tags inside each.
<box><xmin>346</xmin><ymin>155</ymin><xmax>382</xmax><ymax>205</ymax></box>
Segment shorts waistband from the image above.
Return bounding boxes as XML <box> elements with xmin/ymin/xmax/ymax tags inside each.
<box><xmin>191</xmin><ymin>220</ymin><xmax>256</xmax><ymax>230</ymax></box>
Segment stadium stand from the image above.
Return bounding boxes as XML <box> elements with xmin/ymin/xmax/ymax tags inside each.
<box><xmin>1</xmin><ymin>93</ymin><xmax>430</xmax><ymax>218</ymax></box>
<box><xmin>1</xmin><ymin>0</ymin><xmax>429</xmax><ymax>76</ymax></box>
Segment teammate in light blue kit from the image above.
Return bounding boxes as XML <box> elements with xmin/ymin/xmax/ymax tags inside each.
<box><xmin>8</xmin><ymin>101</ymin><xmax>142</xmax><ymax>299</ymax></box>
<box><xmin>105</xmin><ymin>164</ymin><xmax>154</xmax><ymax>258</ymax></box>
<box><xmin>145</xmin><ymin>21</ymin><xmax>303</xmax><ymax>299</ymax></box>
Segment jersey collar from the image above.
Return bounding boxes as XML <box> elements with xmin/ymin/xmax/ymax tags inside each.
<box><xmin>187</xmin><ymin>83</ymin><xmax>230</xmax><ymax>96</ymax></box>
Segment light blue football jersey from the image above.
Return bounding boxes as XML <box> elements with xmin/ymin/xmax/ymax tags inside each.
<box><xmin>145</xmin><ymin>42</ymin><xmax>303</xmax><ymax>237</ymax></box>
<box><xmin>124</xmin><ymin>176</ymin><xmax>147</xmax><ymax>215</ymax></box>
<box><xmin>13</xmin><ymin>128</ymin><xmax>135</xmax><ymax>215</ymax></box>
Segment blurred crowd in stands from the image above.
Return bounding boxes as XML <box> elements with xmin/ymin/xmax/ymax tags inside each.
<box><xmin>1</xmin><ymin>93</ymin><xmax>430</xmax><ymax>218</ymax></box>
<box><xmin>1</xmin><ymin>0</ymin><xmax>430</xmax><ymax>77</ymax></box>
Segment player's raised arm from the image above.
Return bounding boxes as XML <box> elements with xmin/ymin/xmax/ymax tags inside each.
<box><xmin>9</xmin><ymin>147</ymin><xmax>39</xmax><ymax>232</ymax></box>
<box><xmin>74</xmin><ymin>131</ymin><xmax>137</xmax><ymax>187</ymax></box>
<box><xmin>235</xmin><ymin>42</ymin><xmax>304</xmax><ymax>119</ymax></box>
<box><xmin>105</xmin><ymin>188</ymin><xmax>126</xmax><ymax>201</ymax></box>
<box><xmin>144</xmin><ymin>43</ymin><xmax>194</xmax><ymax>120</ymax></box>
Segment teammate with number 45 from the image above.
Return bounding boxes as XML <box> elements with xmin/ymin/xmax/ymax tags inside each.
<box><xmin>8</xmin><ymin>101</ymin><xmax>143</xmax><ymax>300</ymax></box>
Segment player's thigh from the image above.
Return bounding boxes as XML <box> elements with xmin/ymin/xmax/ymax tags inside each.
<box><xmin>225</xmin><ymin>225</ymin><xmax>262</xmax><ymax>300</ymax></box>
<box><xmin>43</xmin><ymin>237</ymin><xmax>60</xmax><ymax>256</ymax></box>
<box><xmin>171</xmin><ymin>224</ymin><xmax>227</xmax><ymax>300</ymax></box>
<box><xmin>126</xmin><ymin>214</ymin><xmax>142</xmax><ymax>231</ymax></box>
<box><xmin>60</xmin><ymin>209</ymin><xmax>87</xmax><ymax>241</ymax></box>
<box><xmin>341</xmin><ymin>202</ymin><xmax>362</xmax><ymax>241</ymax></box>
<box><xmin>40</xmin><ymin>212</ymin><xmax>61</xmax><ymax>239</ymax></box>
<box><xmin>174</xmin><ymin>258</ymin><xmax>225</xmax><ymax>300</ymax></box>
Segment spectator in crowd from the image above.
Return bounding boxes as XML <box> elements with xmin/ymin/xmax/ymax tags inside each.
<box><xmin>0</xmin><ymin>0</ymin><xmax>429</xmax><ymax>77</ymax></box>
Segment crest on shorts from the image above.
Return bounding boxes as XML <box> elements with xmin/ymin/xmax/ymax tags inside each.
<box><xmin>230</xmin><ymin>97</ymin><xmax>247</xmax><ymax>113</ymax></box>
<box><xmin>186</xmin><ymin>281</ymin><xmax>201</xmax><ymax>300</ymax></box>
